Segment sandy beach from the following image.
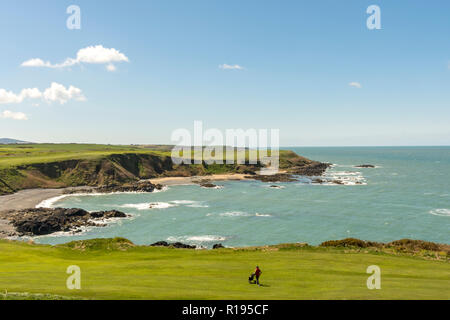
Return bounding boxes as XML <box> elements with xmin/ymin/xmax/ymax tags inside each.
<box><xmin>148</xmin><ymin>173</ymin><xmax>250</xmax><ymax>186</ymax></box>
<box><xmin>0</xmin><ymin>174</ymin><xmax>251</xmax><ymax>212</ymax></box>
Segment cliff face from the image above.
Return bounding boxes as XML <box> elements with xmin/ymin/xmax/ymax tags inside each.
<box><xmin>0</xmin><ymin>151</ymin><xmax>328</xmax><ymax>195</ymax></box>
<box><xmin>0</xmin><ymin>153</ymin><xmax>260</xmax><ymax>195</ymax></box>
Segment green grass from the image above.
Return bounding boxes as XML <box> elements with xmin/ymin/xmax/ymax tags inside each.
<box><xmin>0</xmin><ymin>144</ymin><xmax>172</xmax><ymax>168</ymax></box>
<box><xmin>0</xmin><ymin>239</ymin><xmax>448</xmax><ymax>300</ymax></box>
<box><xmin>0</xmin><ymin>144</ymin><xmax>301</xmax><ymax>169</ymax></box>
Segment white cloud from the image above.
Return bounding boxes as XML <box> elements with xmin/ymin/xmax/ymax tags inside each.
<box><xmin>43</xmin><ymin>82</ymin><xmax>86</xmax><ymax>104</ymax></box>
<box><xmin>21</xmin><ymin>58</ymin><xmax>52</xmax><ymax>68</ymax></box>
<box><xmin>0</xmin><ymin>83</ymin><xmax>85</xmax><ymax>105</ymax></box>
<box><xmin>21</xmin><ymin>45</ymin><xmax>129</xmax><ymax>70</ymax></box>
<box><xmin>349</xmin><ymin>82</ymin><xmax>362</xmax><ymax>88</ymax></box>
<box><xmin>0</xmin><ymin>110</ymin><xmax>28</xmax><ymax>120</ymax></box>
<box><xmin>219</xmin><ymin>64</ymin><xmax>244</xmax><ymax>70</ymax></box>
<box><xmin>76</xmin><ymin>45</ymin><xmax>128</xmax><ymax>64</ymax></box>
<box><xmin>0</xmin><ymin>89</ymin><xmax>22</xmax><ymax>104</ymax></box>
<box><xmin>21</xmin><ymin>88</ymin><xmax>43</xmax><ymax>99</ymax></box>
<box><xmin>0</xmin><ymin>88</ymin><xmax>42</xmax><ymax>104</ymax></box>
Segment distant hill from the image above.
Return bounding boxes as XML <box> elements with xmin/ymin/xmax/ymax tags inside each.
<box><xmin>0</xmin><ymin>138</ymin><xmax>31</xmax><ymax>144</ymax></box>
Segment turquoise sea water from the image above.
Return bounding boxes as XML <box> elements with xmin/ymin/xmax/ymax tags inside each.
<box><xmin>34</xmin><ymin>147</ymin><xmax>450</xmax><ymax>247</ymax></box>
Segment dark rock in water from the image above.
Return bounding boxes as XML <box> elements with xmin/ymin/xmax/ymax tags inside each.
<box><xmin>247</xmin><ymin>162</ymin><xmax>331</xmax><ymax>183</ymax></box>
<box><xmin>213</xmin><ymin>243</ymin><xmax>225</xmax><ymax>249</ymax></box>
<box><xmin>0</xmin><ymin>208</ymin><xmax>128</xmax><ymax>236</ymax></box>
<box><xmin>288</xmin><ymin>162</ymin><xmax>331</xmax><ymax>176</ymax></box>
<box><xmin>64</xmin><ymin>208</ymin><xmax>89</xmax><ymax>217</ymax></box>
<box><xmin>64</xmin><ymin>181</ymin><xmax>163</xmax><ymax>195</ymax></box>
<box><xmin>150</xmin><ymin>241</ymin><xmax>196</xmax><ymax>249</ymax></box>
<box><xmin>172</xmin><ymin>242</ymin><xmax>196</xmax><ymax>249</ymax></box>
<box><xmin>355</xmin><ymin>164</ymin><xmax>375</xmax><ymax>168</ymax></box>
<box><xmin>200</xmin><ymin>183</ymin><xmax>219</xmax><ymax>188</ymax></box>
<box><xmin>150</xmin><ymin>241</ymin><xmax>170</xmax><ymax>247</ymax></box>
<box><xmin>97</xmin><ymin>181</ymin><xmax>163</xmax><ymax>193</ymax></box>
<box><xmin>90</xmin><ymin>210</ymin><xmax>126</xmax><ymax>218</ymax></box>
<box><xmin>331</xmin><ymin>180</ymin><xmax>344</xmax><ymax>185</ymax></box>
<box><xmin>311</xmin><ymin>178</ymin><xmax>325</xmax><ymax>184</ymax></box>
<box><xmin>247</xmin><ymin>173</ymin><xmax>297</xmax><ymax>183</ymax></box>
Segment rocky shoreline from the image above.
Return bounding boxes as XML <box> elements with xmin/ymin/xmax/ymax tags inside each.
<box><xmin>0</xmin><ymin>208</ymin><xmax>129</xmax><ymax>237</ymax></box>
<box><xmin>63</xmin><ymin>181</ymin><xmax>164</xmax><ymax>195</ymax></box>
<box><xmin>0</xmin><ymin>162</ymin><xmax>334</xmax><ymax>240</ymax></box>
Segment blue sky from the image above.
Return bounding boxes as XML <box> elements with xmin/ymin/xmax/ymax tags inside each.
<box><xmin>0</xmin><ymin>0</ymin><xmax>449</xmax><ymax>146</ymax></box>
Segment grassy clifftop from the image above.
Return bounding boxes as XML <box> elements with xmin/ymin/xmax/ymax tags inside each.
<box><xmin>0</xmin><ymin>238</ymin><xmax>448</xmax><ymax>300</ymax></box>
<box><xmin>0</xmin><ymin>144</ymin><xmax>315</xmax><ymax>195</ymax></box>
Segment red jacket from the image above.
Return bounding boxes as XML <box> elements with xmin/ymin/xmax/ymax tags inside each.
<box><xmin>255</xmin><ymin>268</ymin><xmax>262</xmax><ymax>276</ymax></box>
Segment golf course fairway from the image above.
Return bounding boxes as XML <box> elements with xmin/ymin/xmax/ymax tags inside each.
<box><xmin>0</xmin><ymin>238</ymin><xmax>448</xmax><ymax>300</ymax></box>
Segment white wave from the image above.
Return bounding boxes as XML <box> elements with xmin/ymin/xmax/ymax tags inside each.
<box><xmin>120</xmin><ymin>203</ymin><xmax>151</xmax><ymax>210</ymax></box>
<box><xmin>330</xmin><ymin>164</ymin><xmax>355</xmax><ymax>168</ymax></box>
<box><xmin>36</xmin><ymin>195</ymin><xmax>68</xmax><ymax>208</ymax></box>
<box><xmin>220</xmin><ymin>211</ymin><xmax>250</xmax><ymax>217</ymax></box>
<box><xmin>187</xmin><ymin>235</ymin><xmax>228</xmax><ymax>242</ymax></box>
<box><xmin>120</xmin><ymin>200</ymin><xmax>208</xmax><ymax>210</ymax></box>
<box><xmin>429</xmin><ymin>209</ymin><xmax>450</xmax><ymax>217</ymax></box>
<box><xmin>187</xmin><ymin>203</ymin><xmax>209</xmax><ymax>208</ymax></box>
<box><xmin>327</xmin><ymin>171</ymin><xmax>360</xmax><ymax>176</ymax></box>
<box><xmin>200</xmin><ymin>185</ymin><xmax>224</xmax><ymax>189</ymax></box>
<box><xmin>153</xmin><ymin>186</ymin><xmax>169</xmax><ymax>192</ymax></box>
<box><xmin>255</xmin><ymin>213</ymin><xmax>272</xmax><ymax>217</ymax></box>
<box><xmin>151</xmin><ymin>202</ymin><xmax>177</xmax><ymax>209</ymax></box>
<box><xmin>36</xmin><ymin>187</ymin><xmax>170</xmax><ymax>209</ymax></box>
<box><xmin>168</xmin><ymin>235</ymin><xmax>228</xmax><ymax>242</ymax></box>
<box><xmin>319</xmin><ymin>169</ymin><xmax>367</xmax><ymax>186</ymax></box>
<box><xmin>170</xmin><ymin>200</ymin><xmax>208</xmax><ymax>208</ymax></box>
<box><xmin>217</xmin><ymin>211</ymin><xmax>272</xmax><ymax>217</ymax></box>
<box><xmin>123</xmin><ymin>202</ymin><xmax>177</xmax><ymax>210</ymax></box>
<box><xmin>171</xmin><ymin>200</ymin><xmax>196</xmax><ymax>204</ymax></box>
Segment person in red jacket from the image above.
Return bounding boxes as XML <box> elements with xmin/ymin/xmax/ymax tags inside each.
<box><xmin>254</xmin><ymin>266</ymin><xmax>262</xmax><ymax>285</ymax></box>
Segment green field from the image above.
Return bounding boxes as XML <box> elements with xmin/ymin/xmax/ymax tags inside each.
<box><xmin>0</xmin><ymin>143</ymin><xmax>295</xmax><ymax>168</ymax></box>
<box><xmin>0</xmin><ymin>238</ymin><xmax>448</xmax><ymax>300</ymax></box>
<box><xmin>0</xmin><ymin>144</ymin><xmax>173</xmax><ymax>168</ymax></box>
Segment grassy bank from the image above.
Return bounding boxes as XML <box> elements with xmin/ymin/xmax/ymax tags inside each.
<box><xmin>0</xmin><ymin>238</ymin><xmax>448</xmax><ymax>300</ymax></box>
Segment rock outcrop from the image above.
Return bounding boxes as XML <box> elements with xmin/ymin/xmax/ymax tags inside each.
<box><xmin>150</xmin><ymin>241</ymin><xmax>196</xmax><ymax>249</ymax></box>
<box><xmin>64</xmin><ymin>181</ymin><xmax>164</xmax><ymax>194</ymax></box>
<box><xmin>287</xmin><ymin>162</ymin><xmax>331</xmax><ymax>176</ymax></box>
<box><xmin>0</xmin><ymin>208</ymin><xmax>128</xmax><ymax>236</ymax></box>
<box><xmin>246</xmin><ymin>173</ymin><xmax>298</xmax><ymax>183</ymax></box>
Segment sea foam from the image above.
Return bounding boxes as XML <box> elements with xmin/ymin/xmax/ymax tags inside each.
<box><xmin>217</xmin><ymin>211</ymin><xmax>272</xmax><ymax>217</ymax></box>
<box><xmin>36</xmin><ymin>187</ymin><xmax>169</xmax><ymax>209</ymax></box>
<box><xmin>167</xmin><ymin>235</ymin><xmax>228</xmax><ymax>242</ymax></box>
<box><xmin>429</xmin><ymin>209</ymin><xmax>450</xmax><ymax>217</ymax></box>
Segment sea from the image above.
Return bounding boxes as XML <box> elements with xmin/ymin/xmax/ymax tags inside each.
<box><xmin>32</xmin><ymin>147</ymin><xmax>450</xmax><ymax>248</ymax></box>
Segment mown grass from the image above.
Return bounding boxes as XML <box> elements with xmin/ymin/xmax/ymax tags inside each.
<box><xmin>0</xmin><ymin>144</ymin><xmax>172</xmax><ymax>168</ymax></box>
<box><xmin>0</xmin><ymin>238</ymin><xmax>448</xmax><ymax>300</ymax></box>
